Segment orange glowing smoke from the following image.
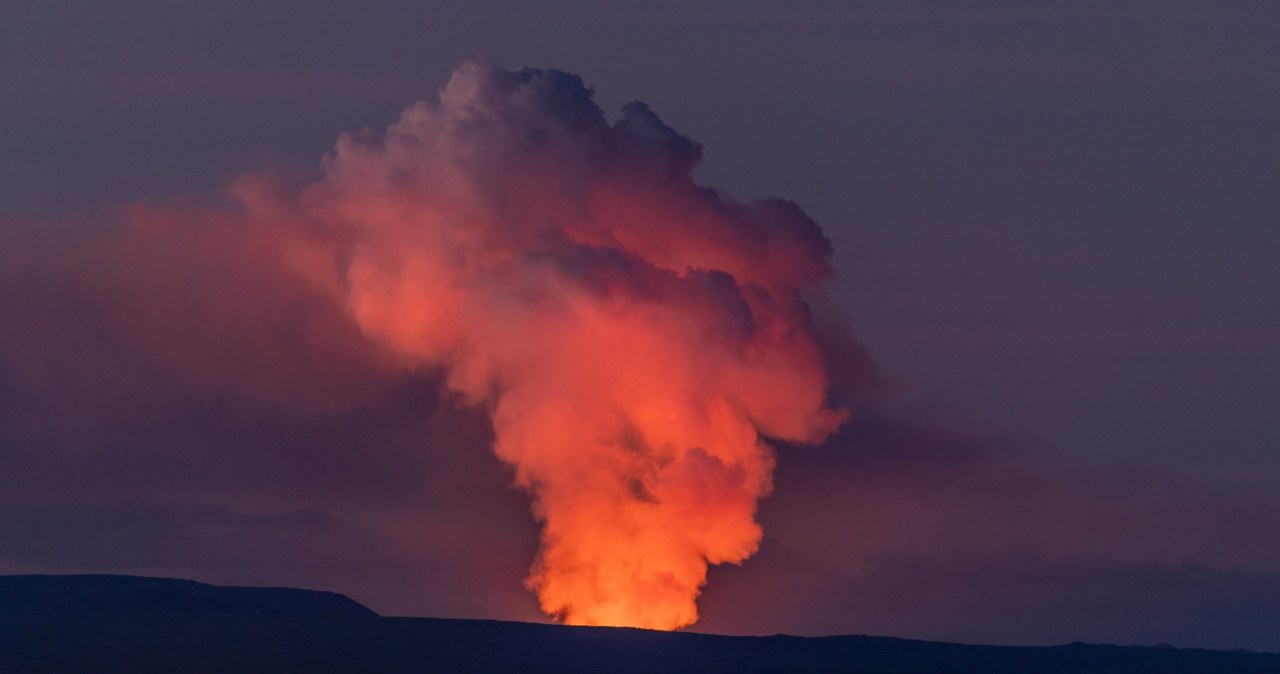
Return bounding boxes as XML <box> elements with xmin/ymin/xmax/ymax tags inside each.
<box><xmin>312</xmin><ymin>64</ymin><xmax>847</xmax><ymax>628</ymax></box>
<box><xmin>312</xmin><ymin>63</ymin><xmax>844</xmax><ymax>629</ymax></box>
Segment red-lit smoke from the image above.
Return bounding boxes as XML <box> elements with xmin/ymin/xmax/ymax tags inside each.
<box><xmin>14</xmin><ymin>63</ymin><xmax>848</xmax><ymax>630</ymax></box>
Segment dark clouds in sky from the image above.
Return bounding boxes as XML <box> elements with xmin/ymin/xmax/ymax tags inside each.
<box><xmin>1</xmin><ymin>0</ymin><xmax>1278</xmax><ymax>651</ymax></box>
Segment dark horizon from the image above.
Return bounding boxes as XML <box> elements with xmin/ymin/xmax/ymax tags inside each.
<box><xmin>7</xmin><ymin>574</ymin><xmax>1277</xmax><ymax>673</ymax></box>
<box><xmin>1</xmin><ymin>1</ymin><xmax>1277</xmax><ymax>651</ymax></box>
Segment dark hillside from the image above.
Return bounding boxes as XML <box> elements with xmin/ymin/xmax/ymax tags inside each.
<box><xmin>0</xmin><ymin>574</ymin><xmax>376</xmax><ymax>618</ymax></box>
<box><xmin>1</xmin><ymin>575</ymin><xmax>1277</xmax><ymax>673</ymax></box>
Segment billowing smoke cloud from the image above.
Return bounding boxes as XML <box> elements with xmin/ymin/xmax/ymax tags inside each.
<box><xmin>317</xmin><ymin>63</ymin><xmax>847</xmax><ymax>629</ymax></box>
<box><xmin>5</xmin><ymin>63</ymin><xmax>848</xmax><ymax>630</ymax></box>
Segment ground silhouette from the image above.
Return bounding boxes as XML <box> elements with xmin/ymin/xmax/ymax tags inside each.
<box><xmin>2</xmin><ymin>575</ymin><xmax>1277</xmax><ymax>673</ymax></box>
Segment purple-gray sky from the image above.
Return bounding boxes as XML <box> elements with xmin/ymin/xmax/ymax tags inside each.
<box><xmin>1</xmin><ymin>0</ymin><xmax>1278</xmax><ymax>650</ymax></box>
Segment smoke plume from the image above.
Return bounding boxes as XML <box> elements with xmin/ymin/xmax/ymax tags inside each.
<box><xmin>11</xmin><ymin>63</ymin><xmax>848</xmax><ymax>630</ymax></box>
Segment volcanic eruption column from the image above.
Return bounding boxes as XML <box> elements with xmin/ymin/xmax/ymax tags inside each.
<box><xmin>304</xmin><ymin>64</ymin><xmax>845</xmax><ymax>629</ymax></box>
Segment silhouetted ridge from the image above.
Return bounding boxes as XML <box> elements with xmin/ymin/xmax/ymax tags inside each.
<box><xmin>1</xmin><ymin>575</ymin><xmax>1277</xmax><ymax>673</ymax></box>
<box><xmin>0</xmin><ymin>574</ymin><xmax>376</xmax><ymax>618</ymax></box>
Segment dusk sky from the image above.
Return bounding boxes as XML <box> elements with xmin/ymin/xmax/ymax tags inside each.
<box><xmin>2</xmin><ymin>1</ymin><xmax>1278</xmax><ymax>651</ymax></box>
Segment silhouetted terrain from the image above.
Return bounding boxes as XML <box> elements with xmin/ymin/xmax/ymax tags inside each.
<box><xmin>0</xmin><ymin>575</ymin><xmax>376</xmax><ymax>618</ymax></box>
<box><xmin>2</xmin><ymin>575</ymin><xmax>1277</xmax><ymax>673</ymax></box>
